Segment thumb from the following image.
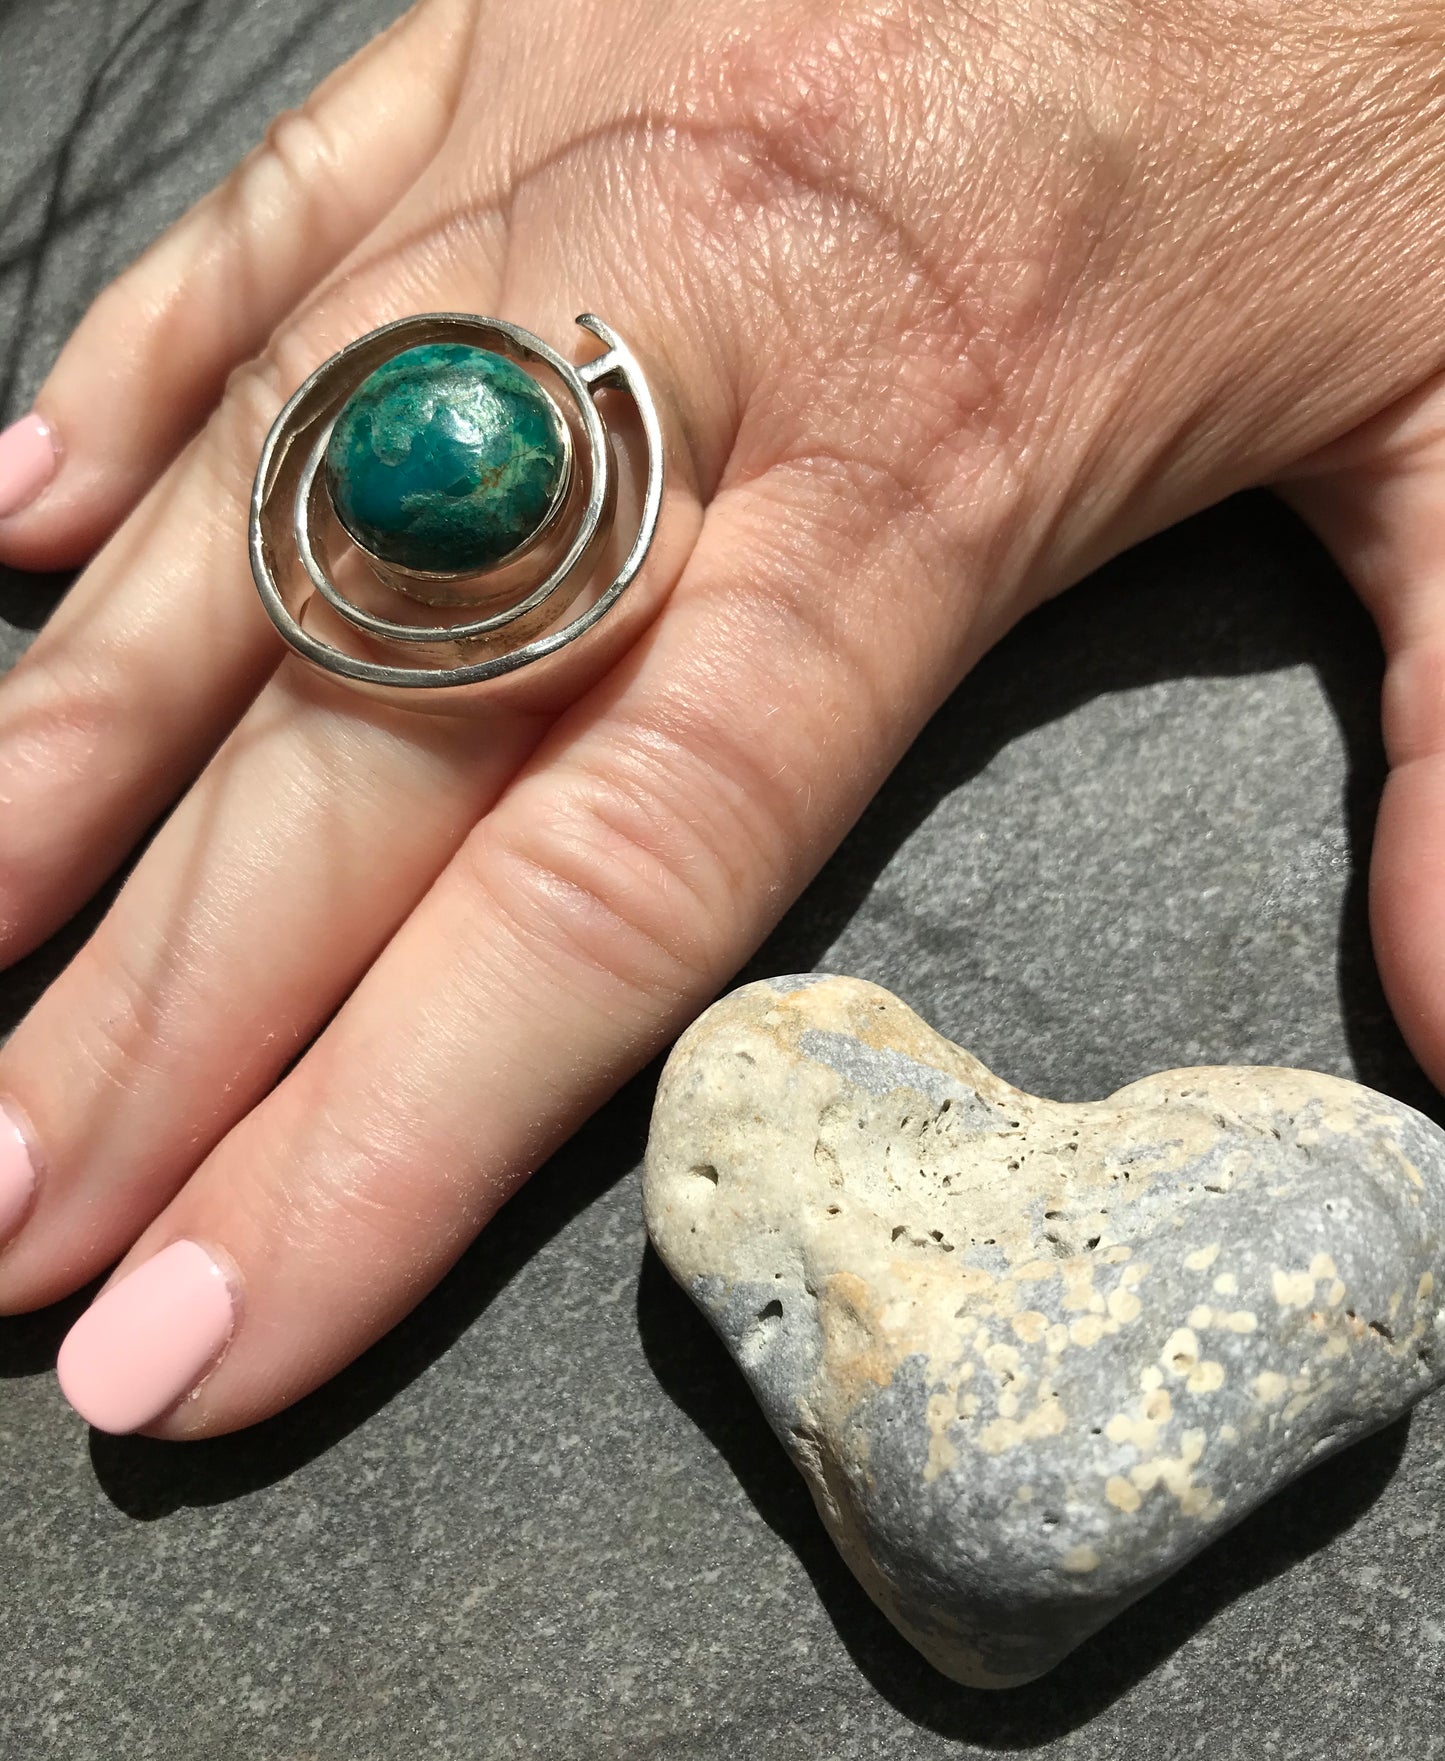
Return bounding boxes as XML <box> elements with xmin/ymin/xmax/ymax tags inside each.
<box><xmin>1278</xmin><ymin>371</ymin><xmax>1445</xmax><ymax>1091</ymax></box>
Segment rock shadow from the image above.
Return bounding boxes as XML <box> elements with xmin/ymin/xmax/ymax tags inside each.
<box><xmin>636</xmin><ymin>1240</ymin><xmax>1410</xmax><ymax>1745</ymax></box>
<box><xmin>13</xmin><ymin>488</ymin><xmax>1426</xmax><ymax>1654</ymax></box>
<box><xmin>637</xmin><ymin>487</ymin><xmax>1428</xmax><ymax>1740</ymax></box>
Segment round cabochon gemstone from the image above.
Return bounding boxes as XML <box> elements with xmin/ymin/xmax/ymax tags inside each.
<box><xmin>324</xmin><ymin>342</ymin><xmax>569</xmax><ymax>575</ymax></box>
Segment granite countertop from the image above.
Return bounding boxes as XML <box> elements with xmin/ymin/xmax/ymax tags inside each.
<box><xmin>2</xmin><ymin>2</ymin><xmax>1443</xmax><ymax>1755</ymax></box>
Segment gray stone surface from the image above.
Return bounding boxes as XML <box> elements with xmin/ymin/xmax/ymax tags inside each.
<box><xmin>646</xmin><ymin>974</ymin><xmax>1445</xmax><ymax>1687</ymax></box>
<box><xmin>2</xmin><ymin>1</ymin><xmax>1445</xmax><ymax>1756</ymax></box>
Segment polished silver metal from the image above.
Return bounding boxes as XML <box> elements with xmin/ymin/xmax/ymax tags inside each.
<box><xmin>249</xmin><ymin>312</ymin><xmax>664</xmax><ymax>697</ymax></box>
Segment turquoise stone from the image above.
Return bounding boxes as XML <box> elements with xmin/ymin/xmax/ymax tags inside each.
<box><xmin>325</xmin><ymin>343</ymin><xmax>568</xmax><ymax>574</ymax></box>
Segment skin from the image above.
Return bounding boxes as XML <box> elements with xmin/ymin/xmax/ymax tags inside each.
<box><xmin>1</xmin><ymin>0</ymin><xmax>1445</xmax><ymax>1439</ymax></box>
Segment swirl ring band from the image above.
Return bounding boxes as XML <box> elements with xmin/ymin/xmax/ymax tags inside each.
<box><xmin>249</xmin><ymin>312</ymin><xmax>664</xmax><ymax>704</ymax></box>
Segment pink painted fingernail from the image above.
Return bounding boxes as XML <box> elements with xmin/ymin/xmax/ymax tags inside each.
<box><xmin>57</xmin><ymin>1240</ymin><xmax>235</xmax><ymax>1434</ymax></box>
<box><xmin>0</xmin><ymin>1105</ymin><xmax>36</xmax><ymax>1241</ymax></box>
<box><xmin>0</xmin><ymin>413</ymin><xmax>58</xmax><ymax>518</ymax></box>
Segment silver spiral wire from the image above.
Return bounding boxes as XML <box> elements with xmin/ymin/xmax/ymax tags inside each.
<box><xmin>249</xmin><ymin>313</ymin><xmax>664</xmax><ymax>692</ymax></box>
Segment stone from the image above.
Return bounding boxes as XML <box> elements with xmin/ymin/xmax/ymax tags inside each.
<box><xmin>643</xmin><ymin>973</ymin><xmax>1445</xmax><ymax>1688</ymax></box>
<box><xmin>325</xmin><ymin>342</ymin><xmax>568</xmax><ymax>574</ymax></box>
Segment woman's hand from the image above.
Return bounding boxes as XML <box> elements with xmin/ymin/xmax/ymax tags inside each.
<box><xmin>2</xmin><ymin>0</ymin><xmax>1444</xmax><ymax>1436</ymax></box>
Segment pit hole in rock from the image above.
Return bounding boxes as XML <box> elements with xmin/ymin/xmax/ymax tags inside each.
<box><xmin>891</xmin><ymin>1226</ymin><xmax>907</xmax><ymax>1242</ymax></box>
<box><xmin>1369</xmin><ymin>1319</ymin><xmax>1396</xmax><ymax>1344</ymax></box>
<box><xmin>692</xmin><ymin>1164</ymin><xmax>720</xmax><ymax>1187</ymax></box>
<box><xmin>741</xmin><ymin>1299</ymin><xmax>785</xmax><ymax>1365</ymax></box>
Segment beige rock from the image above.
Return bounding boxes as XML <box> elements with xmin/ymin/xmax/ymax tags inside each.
<box><xmin>644</xmin><ymin>974</ymin><xmax>1445</xmax><ymax>1686</ymax></box>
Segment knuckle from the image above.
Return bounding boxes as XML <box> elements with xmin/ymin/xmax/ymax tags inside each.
<box><xmin>665</xmin><ymin>1</ymin><xmax>932</xmax><ymax>275</ymax></box>
<box><xmin>664</xmin><ymin>6</ymin><xmax>1064</xmax><ymax>462</ymax></box>
<box><xmin>251</xmin><ymin>97</ymin><xmax>354</xmax><ymax>220</ymax></box>
<box><xmin>208</xmin><ymin>314</ymin><xmax>333</xmax><ymax>491</ymax></box>
<box><xmin>699</xmin><ymin>0</ymin><xmax>927</xmax><ymax>169</ymax></box>
<box><xmin>59</xmin><ymin>921</ymin><xmax>202</xmax><ymax>1099</ymax></box>
<box><xmin>206</xmin><ymin>353</ymin><xmax>287</xmax><ymax>491</ymax></box>
<box><xmin>0</xmin><ymin>649</ymin><xmax>127</xmax><ymax>901</ymax></box>
<box><xmin>7</xmin><ymin>638</ymin><xmax>124</xmax><ymax>754</ymax></box>
<box><xmin>248</xmin><ymin>1084</ymin><xmax>433</xmax><ymax>1253</ymax></box>
<box><xmin>458</xmin><ymin>749</ymin><xmax>754</xmax><ymax>1006</ymax></box>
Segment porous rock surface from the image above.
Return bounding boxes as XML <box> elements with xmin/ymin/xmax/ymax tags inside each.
<box><xmin>643</xmin><ymin>974</ymin><xmax>1445</xmax><ymax>1688</ymax></box>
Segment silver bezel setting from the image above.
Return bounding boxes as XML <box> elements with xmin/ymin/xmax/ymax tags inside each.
<box><xmin>249</xmin><ymin>312</ymin><xmax>664</xmax><ymax>693</ymax></box>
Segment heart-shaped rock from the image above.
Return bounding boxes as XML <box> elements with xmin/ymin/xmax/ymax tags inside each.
<box><xmin>643</xmin><ymin>974</ymin><xmax>1445</xmax><ymax>1687</ymax></box>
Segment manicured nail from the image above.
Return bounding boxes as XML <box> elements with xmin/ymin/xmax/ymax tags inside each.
<box><xmin>57</xmin><ymin>1240</ymin><xmax>235</xmax><ymax>1434</ymax></box>
<box><xmin>0</xmin><ymin>413</ymin><xmax>58</xmax><ymax>518</ymax></box>
<box><xmin>0</xmin><ymin>1105</ymin><xmax>36</xmax><ymax>1241</ymax></box>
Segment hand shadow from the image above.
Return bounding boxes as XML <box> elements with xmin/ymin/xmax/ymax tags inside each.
<box><xmin>0</xmin><ymin>563</ymin><xmax>67</xmax><ymax>639</ymax></box>
<box><xmin>85</xmin><ymin>1065</ymin><xmax>662</xmax><ymax>1517</ymax></box>
<box><xmin>731</xmin><ymin>485</ymin><xmax>1438</xmax><ymax>1125</ymax></box>
<box><xmin>635</xmin><ymin>487</ymin><xmax>1429</xmax><ymax>1740</ymax></box>
<box><xmin>24</xmin><ymin>488</ymin><xmax>1431</xmax><ymax>1612</ymax></box>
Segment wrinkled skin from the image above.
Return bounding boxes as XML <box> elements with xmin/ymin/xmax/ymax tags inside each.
<box><xmin>2</xmin><ymin>0</ymin><xmax>1445</xmax><ymax>1436</ymax></box>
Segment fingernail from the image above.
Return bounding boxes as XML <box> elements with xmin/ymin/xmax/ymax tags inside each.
<box><xmin>0</xmin><ymin>1105</ymin><xmax>36</xmax><ymax>1241</ymax></box>
<box><xmin>0</xmin><ymin>413</ymin><xmax>58</xmax><ymax>518</ymax></box>
<box><xmin>57</xmin><ymin>1240</ymin><xmax>235</xmax><ymax>1434</ymax></box>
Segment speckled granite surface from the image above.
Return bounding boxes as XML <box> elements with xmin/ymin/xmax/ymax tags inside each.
<box><xmin>2</xmin><ymin>2</ymin><xmax>1444</xmax><ymax>1756</ymax></box>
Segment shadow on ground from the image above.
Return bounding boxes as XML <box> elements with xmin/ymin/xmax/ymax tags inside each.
<box><xmin>636</xmin><ymin>1238</ymin><xmax>1409</xmax><ymax>1746</ymax></box>
<box><xmin>633</xmin><ymin>489</ymin><xmax>1428</xmax><ymax>1742</ymax></box>
<box><xmin>8</xmin><ymin>492</ymin><xmax>1427</xmax><ymax>1738</ymax></box>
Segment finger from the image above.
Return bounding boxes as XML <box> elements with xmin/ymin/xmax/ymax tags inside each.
<box><xmin>0</xmin><ymin>666</ymin><xmax>545</xmax><ymax>1313</ymax></box>
<box><xmin>52</xmin><ymin>450</ymin><xmax>989</xmax><ymax>1436</ymax></box>
<box><xmin>0</xmin><ymin>172</ymin><xmax>511</xmax><ymax>968</ymax></box>
<box><xmin>0</xmin><ymin>0</ymin><xmax>475</xmax><ymax>569</ymax></box>
<box><xmin>1278</xmin><ymin>372</ymin><xmax>1445</xmax><ymax>1090</ymax></box>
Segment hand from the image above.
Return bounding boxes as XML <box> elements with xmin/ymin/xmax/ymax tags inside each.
<box><xmin>2</xmin><ymin>0</ymin><xmax>1444</xmax><ymax>1437</ymax></box>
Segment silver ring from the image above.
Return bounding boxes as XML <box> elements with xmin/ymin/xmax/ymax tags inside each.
<box><xmin>249</xmin><ymin>312</ymin><xmax>664</xmax><ymax>700</ymax></box>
